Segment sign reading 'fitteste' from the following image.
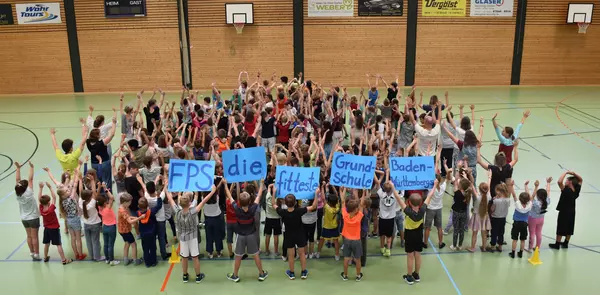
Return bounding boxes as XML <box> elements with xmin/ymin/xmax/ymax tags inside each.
<box><xmin>330</xmin><ymin>153</ymin><xmax>376</xmax><ymax>189</ymax></box>
<box><xmin>275</xmin><ymin>166</ymin><xmax>320</xmax><ymax>200</ymax></box>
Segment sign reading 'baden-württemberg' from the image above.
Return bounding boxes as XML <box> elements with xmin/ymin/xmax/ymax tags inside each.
<box><xmin>358</xmin><ymin>0</ymin><xmax>403</xmax><ymax>16</ymax></box>
<box><xmin>16</xmin><ymin>3</ymin><xmax>62</xmax><ymax>24</ymax></box>
<box><xmin>308</xmin><ymin>0</ymin><xmax>354</xmax><ymax>17</ymax></box>
<box><xmin>470</xmin><ymin>0</ymin><xmax>513</xmax><ymax>17</ymax></box>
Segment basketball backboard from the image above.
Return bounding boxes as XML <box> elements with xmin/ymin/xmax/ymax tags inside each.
<box><xmin>566</xmin><ymin>3</ymin><xmax>594</xmax><ymax>23</ymax></box>
<box><xmin>225</xmin><ymin>3</ymin><xmax>254</xmax><ymax>24</ymax></box>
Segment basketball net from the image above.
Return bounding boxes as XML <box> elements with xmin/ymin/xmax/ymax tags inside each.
<box><xmin>577</xmin><ymin>22</ymin><xmax>589</xmax><ymax>34</ymax></box>
<box><xmin>234</xmin><ymin>22</ymin><xmax>245</xmax><ymax>34</ymax></box>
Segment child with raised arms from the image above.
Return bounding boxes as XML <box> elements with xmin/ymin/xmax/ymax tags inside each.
<box><xmin>271</xmin><ymin>184</ymin><xmax>318</xmax><ymax>280</ymax></box>
<box><xmin>117</xmin><ymin>193</ymin><xmax>144</xmax><ymax>265</ymax></box>
<box><xmin>391</xmin><ymin>180</ymin><xmax>435</xmax><ymax>285</ymax></box>
<box><xmin>38</xmin><ymin>182</ymin><xmax>72</xmax><ymax>264</ymax></box>
<box><xmin>14</xmin><ymin>162</ymin><xmax>41</xmax><ymax>261</ymax></box>
<box><xmin>549</xmin><ymin>171</ymin><xmax>582</xmax><ymax>250</ymax></box>
<box><xmin>509</xmin><ymin>181</ymin><xmax>533</xmax><ymax>258</ymax></box>
<box><xmin>339</xmin><ymin>187</ymin><xmax>365</xmax><ymax>282</ymax></box>
<box><xmin>526</xmin><ymin>177</ymin><xmax>552</xmax><ymax>252</ymax></box>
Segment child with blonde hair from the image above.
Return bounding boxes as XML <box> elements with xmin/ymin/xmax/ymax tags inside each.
<box><xmin>489</xmin><ymin>182</ymin><xmax>511</xmax><ymax>252</ymax></box>
<box><xmin>467</xmin><ymin>172</ymin><xmax>491</xmax><ymax>252</ymax></box>
<box><xmin>118</xmin><ymin>193</ymin><xmax>143</xmax><ymax>265</ymax></box>
<box><xmin>57</xmin><ymin>165</ymin><xmax>86</xmax><ymax>260</ymax></box>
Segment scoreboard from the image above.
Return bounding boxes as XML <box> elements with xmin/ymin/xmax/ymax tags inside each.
<box><xmin>105</xmin><ymin>0</ymin><xmax>146</xmax><ymax>18</ymax></box>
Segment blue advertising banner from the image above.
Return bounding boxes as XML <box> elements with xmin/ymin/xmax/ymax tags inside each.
<box><xmin>389</xmin><ymin>156</ymin><xmax>435</xmax><ymax>190</ymax></box>
<box><xmin>168</xmin><ymin>159</ymin><xmax>216</xmax><ymax>192</ymax></box>
<box><xmin>223</xmin><ymin>147</ymin><xmax>267</xmax><ymax>183</ymax></box>
<box><xmin>330</xmin><ymin>152</ymin><xmax>376</xmax><ymax>189</ymax></box>
<box><xmin>275</xmin><ymin>166</ymin><xmax>320</xmax><ymax>199</ymax></box>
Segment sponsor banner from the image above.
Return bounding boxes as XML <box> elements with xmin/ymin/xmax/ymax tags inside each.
<box><xmin>0</xmin><ymin>4</ymin><xmax>14</xmax><ymax>25</ymax></box>
<box><xmin>16</xmin><ymin>3</ymin><xmax>61</xmax><ymax>24</ymax></box>
<box><xmin>308</xmin><ymin>0</ymin><xmax>354</xmax><ymax>17</ymax></box>
<box><xmin>358</xmin><ymin>0</ymin><xmax>403</xmax><ymax>16</ymax></box>
<box><xmin>422</xmin><ymin>0</ymin><xmax>466</xmax><ymax>17</ymax></box>
<box><xmin>470</xmin><ymin>0</ymin><xmax>513</xmax><ymax>17</ymax></box>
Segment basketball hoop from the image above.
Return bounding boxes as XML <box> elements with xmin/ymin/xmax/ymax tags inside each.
<box><xmin>234</xmin><ymin>22</ymin><xmax>245</xmax><ymax>34</ymax></box>
<box><xmin>577</xmin><ymin>22</ymin><xmax>590</xmax><ymax>34</ymax></box>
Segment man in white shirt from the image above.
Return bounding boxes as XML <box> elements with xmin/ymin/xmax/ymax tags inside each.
<box><xmin>411</xmin><ymin>104</ymin><xmax>441</xmax><ymax>156</ymax></box>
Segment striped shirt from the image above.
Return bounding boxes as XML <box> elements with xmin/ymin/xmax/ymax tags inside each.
<box><xmin>174</xmin><ymin>206</ymin><xmax>199</xmax><ymax>242</ymax></box>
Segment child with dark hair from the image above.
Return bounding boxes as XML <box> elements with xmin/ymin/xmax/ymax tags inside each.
<box><xmin>118</xmin><ymin>193</ymin><xmax>143</xmax><ymax>265</ymax></box>
<box><xmin>272</xmin><ymin>186</ymin><xmax>318</xmax><ymax>280</ymax></box>
<box><xmin>98</xmin><ymin>186</ymin><xmax>119</xmax><ymax>265</ymax></box>
<box><xmin>317</xmin><ymin>189</ymin><xmax>341</xmax><ymax>260</ymax></box>
<box><xmin>527</xmin><ymin>177</ymin><xmax>552</xmax><ymax>252</ymax></box>
<box><xmin>38</xmin><ymin>182</ymin><xmax>72</xmax><ymax>264</ymax></box>
<box><xmin>339</xmin><ymin>187</ymin><xmax>365</xmax><ymax>282</ymax></box>
<box><xmin>137</xmin><ymin>195</ymin><xmax>163</xmax><ymax>267</ymax></box>
<box><xmin>491</xmin><ymin>110</ymin><xmax>529</xmax><ymax>163</ymax></box>
<box><xmin>264</xmin><ymin>184</ymin><xmax>282</xmax><ymax>257</ymax></box>
<box><xmin>549</xmin><ymin>171</ymin><xmax>583</xmax><ymax>250</ymax></box>
<box><xmin>14</xmin><ymin>162</ymin><xmax>42</xmax><ymax>261</ymax></box>
<box><xmin>509</xmin><ymin>181</ymin><xmax>533</xmax><ymax>259</ymax></box>
<box><xmin>142</xmin><ymin>179</ymin><xmax>169</xmax><ymax>260</ymax></box>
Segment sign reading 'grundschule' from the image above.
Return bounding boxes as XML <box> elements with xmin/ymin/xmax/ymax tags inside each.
<box><xmin>422</xmin><ymin>0</ymin><xmax>466</xmax><ymax>17</ymax></box>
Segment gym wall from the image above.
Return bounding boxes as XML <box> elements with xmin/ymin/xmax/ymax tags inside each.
<box><xmin>303</xmin><ymin>0</ymin><xmax>406</xmax><ymax>87</ymax></box>
<box><xmin>415</xmin><ymin>1</ymin><xmax>517</xmax><ymax>86</ymax></box>
<box><xmin>188</xmin><ymin>0</ymin><xmax>294</xmax><ymax>89</ymax></box>
<box><xmin>521</xmin><ymin>0</ymin><xmax>600</xmax><ymax>85</ymax></box>
<box><xmin>74</xmin><ymin>0</ymin><xmax>181</xmax><ymax>92</ymax></box>
<box><xmin>0</xmin><ymin>0</ymin><xmax>72</xmax><ymax>94</ymax></box>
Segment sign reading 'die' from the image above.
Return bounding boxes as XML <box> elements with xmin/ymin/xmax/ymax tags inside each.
<box><xmin>389</xmin><ymin>156</ymin><xmax>435</xmax><ymax>190</ymax></box>
<box><xmin>223</xmin><ymin>147</ymin><xmax>267</xmax><ymax>183</ymax></box>
<box><xmin>168</xmin><ymin>159</ymin><xmax>215</xmax><ymax>192</ymax></box>
<box><xmin>330</xmin><ymin>153</ymin><xmax>376</xmax><ymax>189</ymax></box>
<box><xmin>275</xmin><ymin>166</ymin><xmax>320</xmax><ymax>200</ymax></box>
<box><xmin>105</xmin><ymin>0</ymin><xmax>146</xmax><ymax>18</ymax></box>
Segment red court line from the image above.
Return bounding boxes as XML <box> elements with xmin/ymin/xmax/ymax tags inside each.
<box><xmin>160</xmin><ymin>245</ymin><xmax>179</xmax><ymax>292</ymax></box>
<box><xmin>554</xmin><ymin>92</ymin><xmax>600</xmax><ymax>149</ymax></box>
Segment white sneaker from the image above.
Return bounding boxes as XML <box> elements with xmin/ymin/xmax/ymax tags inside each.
<box><xmin>208</xmin><ymin>253</ymin><xmax>214</xmax><ymax>259</ymax></box>
<box><xmin>335</xmin><ymin>255</ymin><xmax>340</xmax><ymax>261</ymax></box>
<box><xmin>110</xmin><ymin>260</ymin><xmax>121</xmax><ymax>266</ymax></box>
<box><xmin>443</xmin><ymin>230</ymin><xmax>450</xmax><ymax>236</ymax></box>
<box><xmin>308</xmin><ymin>253</ymin><xmax>314</xmax><ymax>259</ymax></box>
<box><xmin>449</xmin><ymin>245</ymin><xmax>457</xmax><ymax>251</ymax></box>
<box><xmin>315</xmin><ymin>252</ymin><xmax>320</xmax><ymax>259</ymax></box>
<box><xmin>282</xmin><ymin>256</ymin><xmax>288</xmax><ymax>262</ymax></box>
<box><xmin>105</xmin><ymin>260</ymin><xmax>110</xmax><ymax>264</ymax></box>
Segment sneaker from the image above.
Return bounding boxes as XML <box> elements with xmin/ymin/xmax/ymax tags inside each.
<box><xmin>496</xmin><ymin>246</ymin><xmax>503</xmax><ymax>252</ymax></box>
<box><xmin>422</xmin><ymin>242</ymin><xmax>428</xmax><ymax>249</ymax></box>
<box><xmin>524</xmin><ymin>248</ymin><xmax>532</xmax><ymax>253</ymax></box>
<box><xmin>217</xmin><ymin>252</ymin><xmax>223</xmax><ymax>258</ymax></box>
<box><xmin>443</xmin><ymin>230</ymin><xmax>449</xmax><ymax>236</ymax></box>
<box><xmin>196</xmin><ymin>273</ymin><xmax>205</xmax><ymax>283</ymax></box>
<box><xmin>44</xmin><ymin>256</ymin><xmax>50</xmax><ymax>263</ymax></box>
<box><xmin>561</xmin><ymin>241</ymin><xmax>569</xmax><ymax>249</ymax></box>
<box><xmin>32</xmin><ymin>254</ymin><xmax>42</xmax><ymax>262</ymax></box>
<box><xmin>509</xmin><ymin>251</ymin><xmax>515</xmax><ymax>259</ymax></box>
<box><xmin>227</xmin><ymin>273</ymin><xmax>240</xmax><ymax>282</ymax></box>
<box><xmin>548</xmin><ymin>243</ymin><xmax>560</xmax><ymax>250</ymax></box>
<box><xmin>380</xmin><ymin>247</ymin><xmax>386</xmax><ymax>255</ymax></box>
<box><xmin>326</xmin><ymin>241</ymin><xmax>332</xmax><ymax>248</ymax></box>
<box><xmin>286</xmin><ymin>270</ymin><xmax>296</xmax><ymax>280</ymax></box>
<box><xmin>340</xmin><ymin>272</ymin><xmax>348</xmax><ymax>281</ymax></box>
<box><xmin>258</xmin><ymin>271</ymin><xmax>268</xmax><ymax>281</ymax></box>
<box><xmin>183</xmin><ymin>273</ymin><xmax>189</xmax><ymax>283</ymax></box>
<box><xmin>335</xmin><ymin>255</ymin><xmax>340</xmax><ymax>261</ymax></box>
<box><xmin>412</xmin><ymin>272</ymin><xmax>421</xmax><ymax>282</ymax></box>
<box><xmin>265</xmin><ymin>251</ymin><xmax>271</xmax><ymax>256</ymax></box>
<box><xmin>282</xmin><ymin>255</ymin><xmax>288</xmax><ymax>262</ymax></box>
<box><xmin>356</xmin><ymin>273</ymin><xmax>363</xmax><ymax>282</ymax></box>
<box><xmin>403</xmin><ymin>274</ymin><xmax>415</xmax><ymax>285</ymax></box>
<box><xmin>134</xmin><ymin>259</ymin><xmax>143</xmax><ymax>265</ymax></box>
<box><xmin>301</xmin><ymin>269</ymin><xmax>308</xmax><ymax>279</ymax></box>
<box><xmin>517</xmin><ymin>251</ymin><xmax>523</xmax><ymax>258</ymax></box>
<box><xmin>110</xmin><ymin>260</ymin><xmax>121</xmax><ymax>266</ymax></box>
<box><xmin>105</xmin><ymin>260</ymin><xmax>110</xmax><ymax>264</ymax></box>
<box><xmin>208</xmin><ymin>253</ymin><xmax>214</xmax><ymax>259</ymax></box>
<box><xmin>439</xmin><ymin>242</ymin><xmax>446</xmax><ymax>249</ymax></box>
<box><xmin>308</xmin><ymin>253</ymin><xmax>314</xmax><ymax>259</ymax></box>
<box><xmin>274</xmin><ymin>252</ymin><xmax>280</xmax><ymax>257</ymax></box>
<box><xmin>401</xmin><ymin>240</ymin><xmax>405</xmax><ymax>248</ymax></box>
<box><xmin>124</xmin><ymin>259</ymin><xmax>132</xmax><ymax>266</ymax></box>
<box><xmin>384</xmin><ymin>249</ymin><xmax>391</xmax><ymax>257</ymax></box>
<box><xmin>315</xmin><ymin>252</ymin><xmax>320</xmax><ymax>259</ymax></box>
<box><xmin>396</xmin><ymin>232</ymin><xmax>401</xmax><ymax>237</ymax></box>
<box><xmin>340</xmin><ymin>244</ymin><xmax>344</xmax><ymax>250</ymax></box>
<box><xmin>371</xmin><ymin>232</ymin><xmax>378</xmax><ymax>238</ymax></box>
<box><xmin>136</xmin><ymin>235</ymin><xmax>141</xmax><ymax>240</ymax></box>
<box><xmin>449</xmin><ymin>245</ymin><xmax>457</xmax><ymax>251</ymax></box>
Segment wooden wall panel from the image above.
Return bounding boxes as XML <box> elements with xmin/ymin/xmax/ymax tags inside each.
<box><xmin>0</xmin><ymin>0</ymin><xmax>72</xmax><ymax>94</ymax></box>
<box><xmin>189</xmin><ymin>0</ymin><xmax>294</xmax><ymax>88</ymax></box>
<box><xmin>415</xmin><ymin>0</ymin><xmax>516</xmax><ymax>86</ymax></box>
<box><xmin>521</xmin><ymin>0</ymin><xmax>600</xmax><ymax>85</ymax></box>
<box><xmin>74</xmin><ymin>0</ymin><xmax>181</xmax><ymax>92</ymax></box>
<box><xmin>303</xmin><ymin>0</ymin><xmax>407</xmax><ymax>86</ymax></box>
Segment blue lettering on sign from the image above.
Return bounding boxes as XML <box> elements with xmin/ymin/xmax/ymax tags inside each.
<box><xmin>223</xmin><ymin>147</ymin><xmax>267</xmax><ymax>183</ymax></box>
<box><xmin>330</xmin><ymin>152</ymin><xmax>376</xmax><ymax>189</ymax></box>
<box><xmin>389</xmin><ymin>157</ymin><xmax>435</xmax><ymax>190</ymax></box>
<box><xmin>275</xmin><ymin>166</ymin><xmax>320</xmax><ymax>200</ymax></box>
<box><xmin>168</xmin><ymin>159</ymin><xmax>215</xmax><ymax>192</ymax></box>
<box><xmin>475</xmin><ymin>0</ymin><xmax>503</xmax><ymax>4</ymax></box>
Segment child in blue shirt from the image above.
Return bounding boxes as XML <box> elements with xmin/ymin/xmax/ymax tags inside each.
<box><xmin>137</xmin><ymin>197</ymin><xmax>163</xmax><ymax>267</ymax></box>
<box><xmin>509</xmin><ymin>181</ymin><xmax>532</xmax><ymax>259</ymax></box>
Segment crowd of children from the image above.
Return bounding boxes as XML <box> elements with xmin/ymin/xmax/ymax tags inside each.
<box><xmin>13</xmin><ymin>72</ymin><xmax>584</xmax><ymax>285</ymax></box>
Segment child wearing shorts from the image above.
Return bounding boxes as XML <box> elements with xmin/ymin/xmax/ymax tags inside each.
<box><xmin>264</xmin><ymin>186</ymin><xmax>282</xmax><ymax>257</ymax></box>
<box><xmin>38</xmin><ymin>182</ymin><xmax>72</xmax><ymax>264</ymax></box>
<box><xmin>117</xmin><ymin>193</ymin><xmax>143</xmax><ymax>265</ymax></box>
<box><xmin>509</xmin><ymin>181</ymin><xmax>532</xmax><ymax>259</ymax></box>
<box><xmin>391</xmin><ymin>181</ymin><xmax>435</xmax><ymax>285</ymax></box>
<box><xmin>317</xmin><ymin>191</ymin><xmax>341</xmax><ymax>260</ymax></box>
<box><xmin>339</xmin><ymin>187</ymin><xmax>365</xmax><ymax>282</ymax></box>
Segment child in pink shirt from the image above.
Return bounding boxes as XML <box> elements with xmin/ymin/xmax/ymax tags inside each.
<box><xmin>98</xmin><ymin>187</ymin><xmax>119</xmax><ymax>265</ymax></box>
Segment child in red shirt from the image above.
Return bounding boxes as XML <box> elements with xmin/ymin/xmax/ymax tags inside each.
<box><xmin>225</xmin><ymin>184</ymin><xmax>239</xmax><ymax>259</ymax></box>
<box><xmin>38</xmin><ymin>182</ymin><xmax>72</xmax><ymax>265</ymax></box>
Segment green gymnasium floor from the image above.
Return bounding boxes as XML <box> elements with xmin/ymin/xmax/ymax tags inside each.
<box><xmin>1</xmin><ymin>86</ymin><xmax>599</xmax><ymax>295</ymax></box>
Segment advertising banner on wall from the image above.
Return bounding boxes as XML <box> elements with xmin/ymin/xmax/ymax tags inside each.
<box><xmin>470</xmin><ymin>0</ymin><xmax>513</xmax><ymax>17</ymax></box>
<box><xmin>16</xmin><ymin>3</ymin><xmax>62</xmax><ymax>24</ymax></box>
<box><xmin>358</xmin><ymin>0</ymin><xmax>403</xmax><ymax>16</ymax></box>
<box><xmin>308</xmin><ymin>0</ymin><xmax>354</xmax><ymax>17</ymax></box>
<box><xmin>0</xmin><ymin>4</ymin><xmax>14</xmax><ymax>25</ymax></box>
<box><xmin>422</xmin><ymin>0</ymin><xmax>466</xmax><ymax>17</ymax></box>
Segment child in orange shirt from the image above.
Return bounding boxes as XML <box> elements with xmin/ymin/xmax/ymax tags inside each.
<box><xmin>117</xmin><ymin>193</ymin><xmax>144</xmax><ymax>265</ymax></box>
<box><xmin>339</xmin><ymin>187</ymin><xmax>365</xmax><ymax>282</ymax></box>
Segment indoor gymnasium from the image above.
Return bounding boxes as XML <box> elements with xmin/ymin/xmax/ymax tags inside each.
<box><xmin>0</xmin><ymin>1</ymin><xmax>599</xmax><ymax>295</ymax></box>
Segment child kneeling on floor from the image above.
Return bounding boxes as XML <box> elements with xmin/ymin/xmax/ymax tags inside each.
<box><xmin>391</xmin><ymin>181</ymin><xmax>434</xmax><ymax>285</ymax></box>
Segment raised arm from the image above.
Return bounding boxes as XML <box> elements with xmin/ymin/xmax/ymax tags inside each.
<box><xmin>50</xmin><ymin>128</ymin><xmax>60</xmax><ymax>150</ymax></box>
<box><xmin>476</xmin><ymin>142</ymin><xmax>489</xmax><ymax>170</ymax></box>
<box><xmin>194</xmin><ymin>185</ymin><xmax>218</xmax><ymax>212</ymax></box>
<box><xmin>509</xmin><ymin>140</ymin><xmax>519</xmax><ymax>167</ymax></box>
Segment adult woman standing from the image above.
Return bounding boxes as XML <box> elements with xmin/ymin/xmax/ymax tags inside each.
<box><xmin>14</xmin><ymin>162</ymin><xmax>41</xmax><ymax>261</ymax></box>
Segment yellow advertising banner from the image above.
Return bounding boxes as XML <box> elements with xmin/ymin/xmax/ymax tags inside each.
<box><xmin>422</xmin><ymin>0</ymin><xmax>466</xmax><ymax>17</ymax></box>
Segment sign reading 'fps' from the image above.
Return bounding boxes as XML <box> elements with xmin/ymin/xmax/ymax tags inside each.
<box><xmin>424</xmin><ymin>0</ymin><xmax>459</xmax><ymax>8</ymax></box>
